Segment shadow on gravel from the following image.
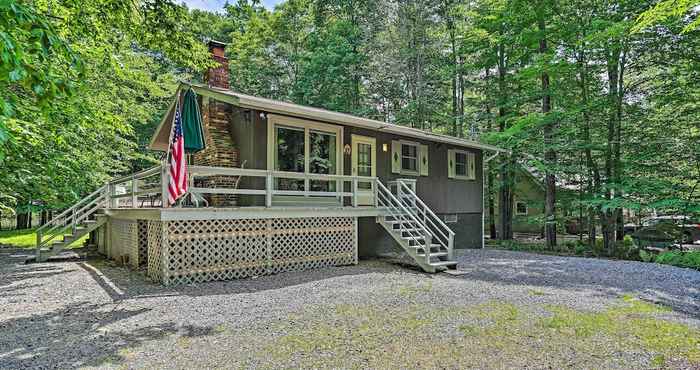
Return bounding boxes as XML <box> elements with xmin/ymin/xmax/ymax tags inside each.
<box><xmin>78</xmin><ymin>258</ymin><xmax>413</xmax><ymax>303</ymax></box>
<box><xmin>0</xmin><ymin>301</ymin><xmax>218</xmax><ymax>369</ymax></box>
<box><xmin>454</xmin><ymin>250</ymin><xmax>700</xmax><ymax>317</ymax></box>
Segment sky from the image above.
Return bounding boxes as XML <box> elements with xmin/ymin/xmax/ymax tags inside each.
<box><xmin>182</xmin><ymin>0</ymin><xmax>284</xmax><ymax>12</ymax></box>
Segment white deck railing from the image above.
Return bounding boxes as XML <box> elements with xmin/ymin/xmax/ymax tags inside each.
<box><xmin>102</xmin><ymin>163</ymin><xmax>378</xmax><ymax>209</ymax></box>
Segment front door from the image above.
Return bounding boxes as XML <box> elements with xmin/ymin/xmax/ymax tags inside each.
<box><xmin>351</xmin><ymin>135</ymin><xmax>376</xmax><ymax>206</ymax></box>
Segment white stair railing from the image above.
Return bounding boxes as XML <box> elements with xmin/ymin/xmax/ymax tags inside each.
<box><xmin>375</xmin><ymin>180</ymin><xmax>433</xmax><ymax>265</ymax></box>
<box><xmin>35</xmin><ymin>186</ymin><xmax>107</xmax><ymax>255</ymax></box>
<box><xmin>393</xmin><ymin>180</ymin><xmax>455</xmax><ymax>260</ymax></box>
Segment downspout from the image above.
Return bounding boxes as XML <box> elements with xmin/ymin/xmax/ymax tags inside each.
<box><xmin>483</xmin><ymin>151</ymin><xmax>501</xmax><ymax>248</ymax></box>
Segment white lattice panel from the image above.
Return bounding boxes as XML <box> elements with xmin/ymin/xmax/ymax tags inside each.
<box><xmin>109</xmin><ymin>219</ymin><xmax>138</xmax><ymax>268</ymax></box>
<box><xmin>137</xmin><ymin>220</ymin><xmax>148</xmax><ymax>267</ymax></box>
<box><xmin>145</xmin><ymin>217</ymin><xmax>357</xmax><ymax>286</ymax></box>
<box><xmin>269</xmin><ymin>217</ymin><xmax>356</xmax><ymax>274</ymax></box>
<box><xmin>147</xmin><ymin>220</ymin><xmax>166</xmax><ymax>283</ymax></box>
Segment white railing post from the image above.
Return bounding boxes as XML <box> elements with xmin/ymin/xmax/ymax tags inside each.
<box><xmin>161</xmin><ymin>162</ymin><xmax>169</xmax><ymax>208</ymax></box>
<box><xmin>373</xmin><ymin>178</ymin><xmax>379</xmax><ymax>208</ymax></box>
<box><xmin>71</xmin><ymin>209</ymin><xmax>77</xmax><ymax>234</ymax></box>
<box><xmin>447</xmin><ymin>232</ymin><xmax>455</xmax><ymax>260</ymax></box>
<box><xmin>425</xmin><ymin>235</ymin><xmax>432</xmax><ymax>264</ymax></box>
<box><xmin>104</xmin><ymin>183</ymin><xmax>111</xmax><ymax>209</ymax></box>
<box><xmin>265</xmin><ymin>171</ymin><xmax>273</xmax><ymax>207</ymax></box>
<box><xmin>352</xmin><ymin>178</ymin><xmax>358</xmax><ymax>207</ymax></box>
<box><xmin>131</xmin><ymin>176</ymin><xmax>138</xmax><ymax>208</ymax></box>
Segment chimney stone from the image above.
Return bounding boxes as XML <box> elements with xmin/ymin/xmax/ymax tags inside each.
<box><xmin>205</xmin><ymin>40</ymin><xmax>229</xmax><ymax>89</ymax></box>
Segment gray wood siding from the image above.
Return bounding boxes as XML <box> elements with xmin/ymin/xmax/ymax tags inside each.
<box><xmin>227</xmin><ymin>107</ymin><xmax>484</xmax><ymax>215</ymax></box>
<box><xmin>343</xmin><ymin>126</ymin><xmax>483</xmax><ymax>215</ymax></box>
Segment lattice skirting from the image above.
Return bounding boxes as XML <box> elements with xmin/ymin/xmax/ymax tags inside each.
<box><xmin>108</xmin><ymin>219</ymin><xmax>139</xmax><ymax>268</ymax></box>
<box><xmin>137</xmin><ymin>220</ymin><xmax>148</xmax><ymax>266</ymax></box>
<box><xmin>145</xmin><ymin>217</ymin><xmax>357</xmax><ymax>286</ymax></box>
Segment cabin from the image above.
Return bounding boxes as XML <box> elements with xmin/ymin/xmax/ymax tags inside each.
<box><xmin>33</xmin><ymin>41</ymin><xmax>505</xmax><ymax>285</ymax></box>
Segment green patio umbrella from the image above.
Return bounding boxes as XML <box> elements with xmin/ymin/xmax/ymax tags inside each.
<box><xmin>181</xmin><ymin>88</ymin><xmax>206</xmax><ymax>153</ymax></box>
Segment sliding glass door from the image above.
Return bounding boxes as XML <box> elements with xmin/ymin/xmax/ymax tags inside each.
<box><xmin>271</xmin><ymin>116</ymin><xmax>342</xmax><ymax>194</ymax></box>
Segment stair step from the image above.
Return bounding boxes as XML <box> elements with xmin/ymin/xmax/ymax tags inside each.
<box><xmin>429</xmin><ymin>260</ymin><xmax>458</xmax><ymax>267</ymax></box>
<box><xmin>416</xmin><ymin>252</ymin><xmax>448</xmax><ymax>258</ymax></box>
<box><xmin>385</xmin><ymin>219</ymin><xmax>417</xmax><ymax>224</ymax></box>
<box><xmin>409</xmin><ymin>243</ymin><xmax>442</xmax><ymax>250</ymax></box>
<box><xmin>400</xmin><ymin>228</ymin><xmax>423</xmax><ymax>233</ymax></box>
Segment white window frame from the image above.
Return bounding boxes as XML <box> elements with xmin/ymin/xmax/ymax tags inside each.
<box><xmin>399</xmin><ymin>140</ymin><xmax>420</xmax><ymax>176</ymax></box>
<box><xmin>267</xmin><ymin>114</ymin><xmax>343</xmax><ymax>177</ymax></box>
<box><xmin>515</xmin><ymin>200</ymin><xmax>528</xmax><ymax>216</ymax></box>
<box><xmin>453</xmin><ymin>149</ymin><xmax>474</xmax><ymax>180</ymax></box>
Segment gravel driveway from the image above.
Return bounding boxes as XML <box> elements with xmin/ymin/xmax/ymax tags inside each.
<box><xmin>2</xmin><ymin>247</ymin><xmax>700</xmax><ymax>369</ymax></box>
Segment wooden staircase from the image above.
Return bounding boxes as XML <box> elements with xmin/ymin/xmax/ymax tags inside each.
<box><xmin>30</xmin><ymin>186</ymin><xmax>108</xmax><ymax>263</ymax></box>
<box><xmin>376</xmin><ymin>180</ymin><xmax>457</xmax><ymax>273</ymax></box>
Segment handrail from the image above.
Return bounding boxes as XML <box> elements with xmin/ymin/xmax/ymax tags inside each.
<box><xmin>109</xmin><ymin>165</ymin><xmax>161</xmax><ymax>185</ymax></box>
<box><xmin>36</xmin><ymin>186</ymin><xmax>106</xmax><ymax>232</ymax></box>
<box><xmin>394</xmin><ymin>180</ymin><xmax>455</xmax><ymax>260</ymax></box>
<box><xmin>189</xmin><ymin>165</ymin><xmax>376</xmax><ymax>182</ymax></box>
<box><xmin>375</xmin><ymin>180</ymin><xmax>433</xmax><ymax>264</ymax></box>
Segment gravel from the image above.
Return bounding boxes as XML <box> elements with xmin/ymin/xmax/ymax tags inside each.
<box><xmin>1</xmin><ymin>247</ymin><xmax>700</xmax><ymax>369</ymax></box>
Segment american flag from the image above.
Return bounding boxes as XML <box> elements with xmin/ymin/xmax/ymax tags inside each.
<box><xmin>168</xmin><ymin>102</ymin><xmax>188</xmax><ymax>205</ymax></box>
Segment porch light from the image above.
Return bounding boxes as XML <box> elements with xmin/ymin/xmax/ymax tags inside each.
<box><xmin>382</xmin><ymin>143</ymin><xmax>388</xmax><ymax>152</ymax></box>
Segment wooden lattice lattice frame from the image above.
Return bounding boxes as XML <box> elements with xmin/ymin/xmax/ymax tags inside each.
<box><xmin>137</xmin><ymin>220</ymin><xmax>148</xmax><ymax>267</ymax></box>
<box><xmin>109</xmin><ymin>219</ymin><xmax>138</xmax><ymax>268</ymax></box>
<box><xmin>147</xmin><ymin>220</ymin><xmax>166</xmax><ymax>283</ymax></box>
<box><xmin>146</xmin><ymin>217</ymin><xmax>357</xmax><ymax>286</ymax></box>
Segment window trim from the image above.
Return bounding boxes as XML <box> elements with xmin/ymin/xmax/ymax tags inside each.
<box><xmin>399</xmin><ymin>140</ymin><xmax>421</xmax><ymax>176</ymax></box>
<box><xmin>515</xmin><ymin>200</ymin><xmax>528</xmax><ymax>216</ymax></box>
<box><xmin>267</xmin><ymin>114</ymin><xmax>343</xmax><ymax>177</ymax></box>
<box><xmin>452</xmin><ymin>149</ymin><xmax>474</xmax><ymax>180</ymax></box>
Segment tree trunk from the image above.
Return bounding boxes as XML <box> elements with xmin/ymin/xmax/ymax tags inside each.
<box><xmin>485</xmin><ymin>67</ymin><xmax>497</xmax><ymax>240</ymax></box>
<box><xmin>538</xmin><ymin>11</ymin><xmax>557</xmax><ymax>250</ymax></box>
<box><xmin>603</xmin><ymin>45</ymin><xmax>621</xmax><ymax>254</ymax></box>
<box><xmin>496</xmin><ymin>41</ymin><xmax>513</xmax><ymax>241</ymax></box>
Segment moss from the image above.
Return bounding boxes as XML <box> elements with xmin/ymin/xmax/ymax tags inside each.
<box><xmin>528</xmin><ymin>289</ymin><xmax>546</xmax><ymax>296</ymax></box>
<box><xmin>397</xmin><ymin>281</ymin><xmax>432</xmax><ymax>298</ymax></box>
<box><xmin>255</xmin><ymin>296</ymin><xmax>700</xmax><ymax>369</ymax></box>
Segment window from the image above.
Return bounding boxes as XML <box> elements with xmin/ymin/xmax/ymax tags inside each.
<box><xmin>270</xmin><ymin>115</ymin><xmax>342</xmax><ymax>192</ymax></box>
<box><xmin>448</xmin><ymin>149</ymin><xmax>475</xmax><ymax>180</ymax></box>
<box><xmin>276</xmin><ymin>126</ymin><xmax>305</xmax><ymax>190</ymax></box>
<box><xmin>515</xmin><ymin>201</ymin><xmax>528</xmax><ymax>216</ymax></box>
<box><xmin>401</xmin><ymin>143</ymin><xmax>419</xmax><ymax>173</ymax></box>
<box><xmin>356</xmin><ymin>142</ymin><xmax>372</xmax><ymax>190</ymax></box>
<box><xmin>392</xmin><ymin>141</ymin><xmax>428</xmax><ymax>176</ymax></box>
<box><xmin>455</xmin><ymin>152</ymin><xmax>467</xmax><ymax>177</ymax></box>
<box><xmin>309</xmin><ymin>130</ymin><xmax>336</xmax><ymax>191</ymax></box>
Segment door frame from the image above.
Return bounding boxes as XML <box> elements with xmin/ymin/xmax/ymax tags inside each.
<box><xmin>351</xmin><ymin>134</ymin><xmax>376</xmax><ymax>206</ymax></box>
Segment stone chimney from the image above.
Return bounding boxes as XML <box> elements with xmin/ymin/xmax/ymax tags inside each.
<box><xmin>192</xmin><ymin>40</ymin><xmax>238</xmax><ymax>207</ymax></box>
<box><xmin>205</xmin><ymin>40</ymin><xmax>229</xmax><ymax>89</ymax></box>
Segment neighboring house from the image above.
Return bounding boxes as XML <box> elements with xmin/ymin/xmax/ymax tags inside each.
<box><xmin>486</xmin><ymin>165</ymin><xmax>578</xmax><ymax>235</ymax></box>
<box><xmin>486</xmin><ymin>166</ymin><xmax>546</xmax><ymax>235</ymax></box>
<box><xmin>34</xmin><ymin>41</ymin><xmax>505</xmax><ymax>285</ymax></box>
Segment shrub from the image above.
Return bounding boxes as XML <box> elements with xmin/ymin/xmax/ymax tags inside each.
<box><xmin>679</xmin><ymin>251</ymin><xmax>700</xmax><ymax>270</ymax></box>
<box><xmin>655</xmin><ymin>251</ymin><xmax>683</xmax><ymax>266</ymax></box>
<box><xmin>639</xmin><ymin>249</ymin><xmax>655</xmax><ymax>263</ymax></box>
<box><xmin>574</xmin><ymin>244</ymin><xmax>587</xmax><ymax>256</ymax></box>
<box><xmin>653</xmin><ymin>250</ymin><xmax>700</xmax><ymax>270</ymax></box>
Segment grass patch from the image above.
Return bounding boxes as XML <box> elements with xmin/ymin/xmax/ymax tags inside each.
<box><xmin>253</xmin><ymin>296</ymin><xmax>700</xmax><ymax>368</ymax></box>
<box><xmin>0</xmin><ymin>228</ymin><xmax>88</xmax><ymax>248</ymax></box>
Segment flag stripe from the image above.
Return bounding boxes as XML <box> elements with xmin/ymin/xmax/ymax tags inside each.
<box><xmin>168</xmin><ymin>102</ymin><xmax>188</xmax><ymax>206</ymax></box>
